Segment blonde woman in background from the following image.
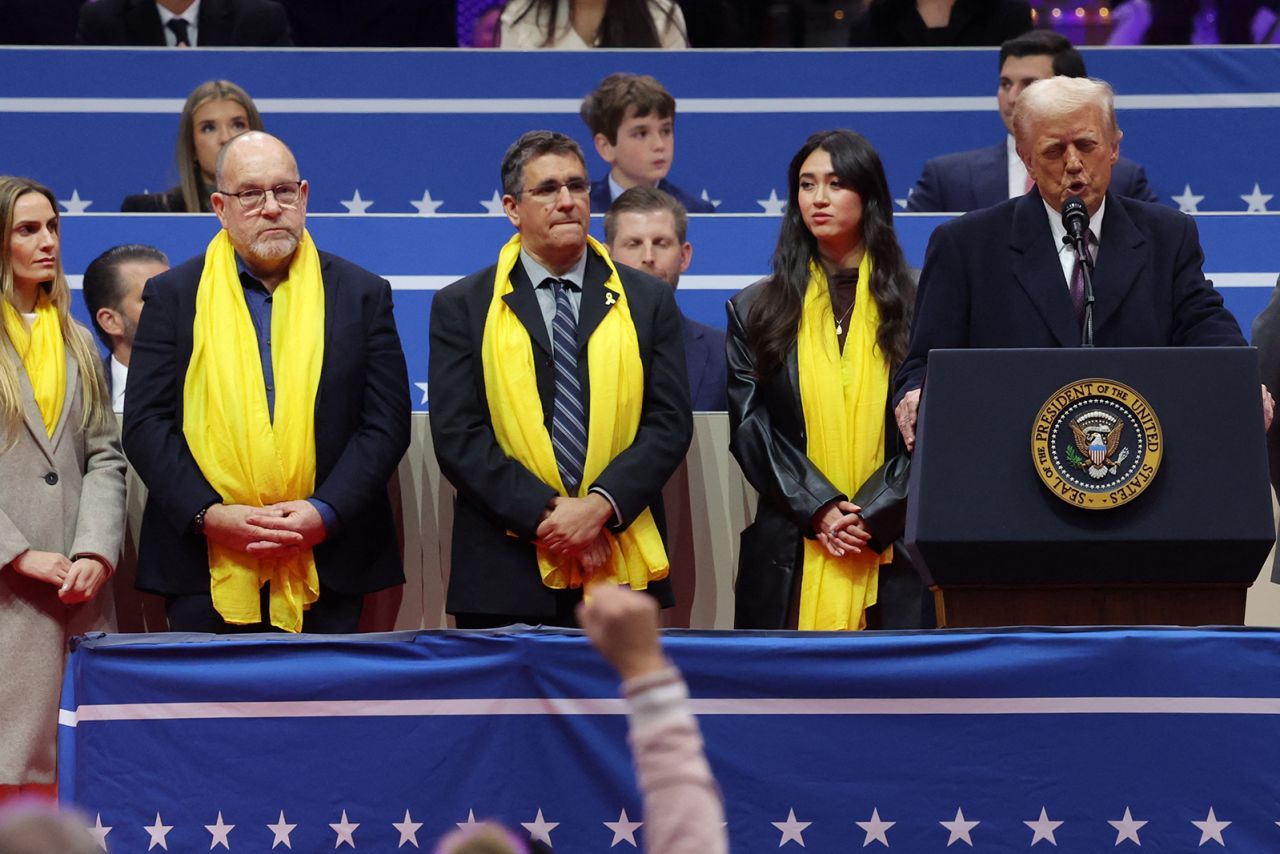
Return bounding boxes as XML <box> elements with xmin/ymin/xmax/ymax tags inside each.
<box><xmin>121</xmin><ymin>79</ymin><xmax>264</xmax><ymax>212</ymax></box>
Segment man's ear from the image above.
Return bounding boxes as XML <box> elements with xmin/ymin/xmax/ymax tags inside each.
<box><xmin>678</xmin><ymin>242</ymin><xmax>692</xmax><ymax>276</ymax></box>
<box><xmin>95</xmin><ymin>307</ymin><xmax>122</xmax><ymax>339</ymax></box>
<box><xmin>210</xmin><ymin>190</ymin><xmax>229</xmax><ymax>228</ymax></box>
<box><xmin>594</xmin><ymin>132</ymin><xmax>616</xmax><ymax>166</ymax></box>
<box><xmin>502</xmin><ymin>194</ymin><xmax>521</xmax><ymax>229</ymax></box>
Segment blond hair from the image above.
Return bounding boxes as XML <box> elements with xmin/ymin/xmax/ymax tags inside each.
<box><xmin>176</xmin><ymin>80</ymin><xmax>264</xmax><ymax>212</ymax></box>
<box><xmin>0</xmin><ymin>177</ymin><xmax>113</xmax><ymax>443</ymax></box>
<box><xmin>1012</xmin><ymin>76</ymin><xmax>1121</xmax><ymax>142</ymax></box>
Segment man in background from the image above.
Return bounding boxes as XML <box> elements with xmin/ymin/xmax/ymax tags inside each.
<box><xmin>581</xmin><ymin>73</ymin><xmax>716</xmax><ymax>215</ymax></box>
<box><xmin>605</xmin><ymin>186</ymin><xmax>726</xmax><ymax>411</ymax></box>
<box><xmin>82</xmin><ymin>243</ymin><xmax>169</xmax><ymax>414</ymax></box>
<box><xmin>77</xmin><ymin>0</ymin><xmax>293</xmax><ymax>46</ymax></box>
<box><xmin>906</xmin><ymin>30</ymin><xmax>1158</xmax><ymax>212</ymax></box>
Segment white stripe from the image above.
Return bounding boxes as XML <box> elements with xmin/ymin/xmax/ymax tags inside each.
<box><xmin>1208</xmin><ymin>272</ymin><xmax>1280</xmax><ymax>288</ymax></box>
<box><xmin>59</xmin><ymin>695</ymin><xmax>1280</xmax><ymax>725</ymax></box>
<box><xmin>7</xmin><ymin>93</ymin><xmax>1280</xmax><ymax>115</ymax></box>
<box><xmin>62</xmin><ymin>273</ymin><xmax>1279</xmax><ymax>293</ymax></box>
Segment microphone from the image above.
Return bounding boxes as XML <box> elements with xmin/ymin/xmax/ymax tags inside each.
<box><xmin>1061</xmin><ymin>195</ymin><xmax>1089</xmax><ymax>243</ymax></box>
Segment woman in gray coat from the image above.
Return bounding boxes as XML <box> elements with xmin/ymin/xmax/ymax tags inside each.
<box><xmin>0</xmin><ymin>177</ymin><xmax>126</xmax><ymax>799</ymax></box>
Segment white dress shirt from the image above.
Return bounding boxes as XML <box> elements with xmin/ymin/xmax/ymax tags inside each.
<box><xmin>1044</xmin><ymin>196</ymin><xmax>1105</xmax><ymax>288</ymax></box>
<box><xmin>111</xmin><ymin>356</ymin><xmax>128</xmax><ymax>414</ymax></box>
<box><xmin>1006</xmin><ymin>135</ymin><xmax>1031</xmax><ymax>200</ymax></box>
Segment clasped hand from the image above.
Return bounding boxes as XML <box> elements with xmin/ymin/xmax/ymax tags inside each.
<box><xmin>812</xmin><ymin>500</ymin><xmax>871</xmax><ymax>558</ymax></box>
<box><xmin>11</xmin><ymin>550</ymin><xmax>109</xmax><ymax>603</ymax></box>
<box><xmin>203</xmin><ymin>500</ymin><xmax>326</xmax><ymax>558</ymax></box>
<box><xmin>536</xmin><ymin>494</ymin><xmax>615</xmax><ymax>575</ymax></box>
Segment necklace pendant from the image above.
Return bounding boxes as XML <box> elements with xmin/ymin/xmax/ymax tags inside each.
<box><xmin>835</xmin><ymin>322</ymin><xmax>843</xmax><ymax>335</ymax></box>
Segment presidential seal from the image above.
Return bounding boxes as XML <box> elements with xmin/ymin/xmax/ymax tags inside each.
<box><xmin>1030</xmin><ymin>378</ymin><xmax>1162</xmax><ymax>509</ymax></box>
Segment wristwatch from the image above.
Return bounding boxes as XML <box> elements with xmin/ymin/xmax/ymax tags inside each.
<box><xmin>191</xmin><ymin>504</ymin><xmax>211</xmax><ymax>535</ymax></box>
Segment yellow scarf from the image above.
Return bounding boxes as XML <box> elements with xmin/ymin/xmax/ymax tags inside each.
<box><xmin>796</xmin><ymin>253</ymin><xmax>891</xmax><ymax>630</ymax></box>
<box><xmin>480</xmin><ymin>234</ymin><xmax>668</xmax><ymax>594</ymax></box>
<box><xmin>183</xmin><ymin>229</ymin><xmax>325</xmax><ymax>633</ymax></box>
<box><xmin>3</xmin><ymin>291</ymin><xmax>65</xmax><ymax>437</ymax></box>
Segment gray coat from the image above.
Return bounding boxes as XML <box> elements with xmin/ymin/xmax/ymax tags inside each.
<box><xmin>0</xmin><ymin>333</ymin><xmax>126</xmax><ymax>785</ymax></box>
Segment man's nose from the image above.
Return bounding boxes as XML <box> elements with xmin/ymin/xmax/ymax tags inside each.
<box><xmin>260</xmin><ymin>190</ymin><xmax>283</xmax><ymax>215</ymax></box>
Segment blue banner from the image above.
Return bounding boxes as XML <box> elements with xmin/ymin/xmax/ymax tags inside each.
<box><xmin>51</xmin><ymin>213</ymin><xmax>1280</xmax><ymax>411</ymax></box>
<box><xmin>1</xmin><ymin>47</ymin><xmax>1277</xmax><ymax>215</ymax></box>
<box><xmin>60</xmin><ymin>627</ymin><xmax>1280</xmax><ymax>852</ymax></box>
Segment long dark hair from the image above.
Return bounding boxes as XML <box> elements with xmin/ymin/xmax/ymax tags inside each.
<box><xmin>508</xmin><ymin>0</ymin><xmax>685</xmax><ymax>47</ymax></box>
<box><xmin>746</xmin><ymin>129</ymin><xmax>914</xmax><ymax>377</ymax></box>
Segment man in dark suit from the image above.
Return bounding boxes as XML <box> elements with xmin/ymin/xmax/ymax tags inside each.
<box><xmin>906</xmin><ymin>30</ymin><xmax>1158</xmax><ymax>212</ymax></box>
<box><xmin>1251</xmin><ymin>275</ymin><xmax>1280</xmax><ymax>500</ymax></box>
<box><xmin>894</xmin><ymin>76</ymin><xmax>1268</xmax><ymax>447</ymax></box>
<box><xmin>605</xmin><ymin>186</ymin><xmax>727</xmax><ymax>411</ymax></box>
<box><xmin>429</xmin><ymin>131</ymin><xmax>692</xmax><ymax>628</ymax></box>
<box><xmin>581</xmin><ymin>73</ymin><xmax>716</xmax><ymax>216</ymax></box>
<box><xmin>124</xmin><ymin>132</ymin><xmax>410</xmax><ymax>633</ymax></box>
<box><xmin>81</xmin><ymin>244</ymin><xmax>169</xmax><ymax>414</ymax></box>
<box><xmin>77</xmin><ymin>0</ymin><xmax>293</xmax><ymax>46</ymax></box>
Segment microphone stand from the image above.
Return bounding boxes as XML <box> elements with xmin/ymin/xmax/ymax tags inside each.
<box><xmin>1063</xmin><ymin>232</ymin><xmax>1095</xmax><ymax>347</ymax></box>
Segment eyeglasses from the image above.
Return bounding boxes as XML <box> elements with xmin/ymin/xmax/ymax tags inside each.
<box><xmin>216</xmin><ymin>181</ymin><xmax>303</xmax><ymax>211</ymax></box>
<box><xmin>516</xmin><ymin>178</ymin><xmax>590</xmax><ymax>203</ymax></box>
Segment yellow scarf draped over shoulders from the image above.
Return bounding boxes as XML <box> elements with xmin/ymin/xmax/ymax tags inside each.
<box><xmin>3</xmin><ymin>292</ymin><xmax>65</xmax><ymax>437</ymax></box>
<box><xmin>480</xmin><ymin>234</ymin><xmax>668</xmax><ymax>593</ymax></box>
<box><xmin>182</xmin><ymin>228</ymin><xmax>325</xmax><ymax>633</ymax></box>
<box><xmin>796</xmin><ymin>252</ymin><xmax>891</xmax><ymax>630</ymax></box>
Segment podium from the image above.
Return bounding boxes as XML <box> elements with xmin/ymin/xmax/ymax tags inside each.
<box><xmin>905</xmin><ymin>348</ymin><xmax>1275</xmax><ymax>627</ymax></box>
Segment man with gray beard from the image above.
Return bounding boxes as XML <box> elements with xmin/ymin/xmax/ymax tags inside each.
<box><xmin>124</xmin><ymin>131</ymin><xmax>411</xmax><ymax>633</ymax></box>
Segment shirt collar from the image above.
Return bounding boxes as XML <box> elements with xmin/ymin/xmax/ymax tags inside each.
<box><xmin>607</xmin><ymin>172</ymin><xmax>628</xmax><ymax>204</ymax></box>
<box><xmin>156</xmin><ymin>0</ymin><xmax>199</xmax><ymax>25</ymax></box>
<box><xmin>520</xmin><ymin>246</ymin><xmax>587</xmax><ymax>291</ymax></box>
<box><xmin>1044</xmin><ymin>195</ymin><xmax>1106</xmax><ymax>254</ymax></box>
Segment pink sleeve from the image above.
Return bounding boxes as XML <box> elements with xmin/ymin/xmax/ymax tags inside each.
<box><xmin>624</xmin><ymin>669</ymin><xmax>728</xmax><ymax>854</ymax></box>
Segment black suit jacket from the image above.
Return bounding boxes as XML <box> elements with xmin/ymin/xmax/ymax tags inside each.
<box><xmin>1251</xmin><ymin>275</ymin><xmax>1280</xmax><ymax>506</ymax></box>
<box><xmin>123</xmin><ymin>250</ymin><xmax>411</xmax><ymax>596</ymax></box>
<box><xmin>77</xmin><ymin>0</ymin><xmax>293</xmax><ymax>45</ymax></box>
<box><xmin>895</xmin><ymin>190</ymin><xmax>1246</xmax><ymax>402</ymax></box>
<box><xmin>683</xmin><ymin>314</ymin><xmax>727</xmax><ymax>411</ymax></box>
<box><xmin>906</xmin><ymin>142</ymin><xmax>1158</xmax><ymax>212</ymax></box>
<box><xmin>428</xmin><ymin>247</ymin><xmax>692</xmax><ymax>617</ymax></box>
<box><xmin>121</xmin><ymin>186</ymin><xmax>191</xmax><ymax>214</ymax></box>
<box><xmin>849</xmin><ymin>0</ymin><xmax>1032</xmax><ymax>46</ymax></box>
<box><xmin>589</xmin><ymin>177</ymin><xmax>716</xmax><ymax>215</ymax></box>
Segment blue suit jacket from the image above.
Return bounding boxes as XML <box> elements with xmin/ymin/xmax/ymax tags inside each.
<box><xmin>589</xmin><ymin>177</ymin><xmax>716</xmax><ymax>215</ymax></box>
<box><xmin>895</xmin><ymin>190</ymin><xmax>1245</xmax><ymax>402</ymax></box>
<box><xmin>906</xmin><ymin>141</ymin><xmax>1159</xmax><ymax>212</ymax></box>
<box><xmin>683</xmin><ymin>314</ymin><xmax>727</xmax><ymax>411</ymax></box>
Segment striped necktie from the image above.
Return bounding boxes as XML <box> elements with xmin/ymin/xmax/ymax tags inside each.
<box><xmin>546</xmin><ymin>278</ymin><xmax>587</xmax><ymax>494</ymax></box>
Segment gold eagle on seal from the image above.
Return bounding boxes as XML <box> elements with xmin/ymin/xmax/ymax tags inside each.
<box><xmin>1071</xmin><ymin>420</ymin><xmax>1124</xmax><ymax>479</ymax></box>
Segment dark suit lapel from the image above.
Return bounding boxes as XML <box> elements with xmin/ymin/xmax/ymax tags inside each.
<box><xmin>1010</xmin><ymin>191</ymin><xmax>1081</xmax><ymax>347</ymax></box>
<box><xmin>503</xmin><ymin>260</ymin><xmax>553</xmax><ymax>357</ymax></box>
<box><xmin>315</xmin><ymin>254</ymin><xmax>337</xmax><ymax>415</ymax></box>
<box><xmin>682</xmin><ymin>317</ymin><xmax>707</xmax><ymax>405</ymax></box>
<box><xmin>127</xmin><ymin>0</ymin><xmax>166</xmax><ymax>44</ymax></box>
<box><xmin>976</xmin><ymin>143</ymin><xmax>1010</xmax><ymax>209</ymax></box>
<box><xmin>575</xmin><ymin>249</ymin><xmax>616</xmax><ymax>352</ymax></box>
<box><xmin>1090</xmin><ymin>194</ymin><xmax>1146</xmax><ymax>336</ymax></box>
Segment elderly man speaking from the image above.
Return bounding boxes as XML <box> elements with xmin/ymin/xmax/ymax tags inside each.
<box><xmin>124</xmin><ymin>131</ymin><xmax>411</xmax><ymax>633</ymax></box>
<box><xmin>894</xmin><ymin>75</ymin><xmax>1270</xmax><ymax>448</ymax></box>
